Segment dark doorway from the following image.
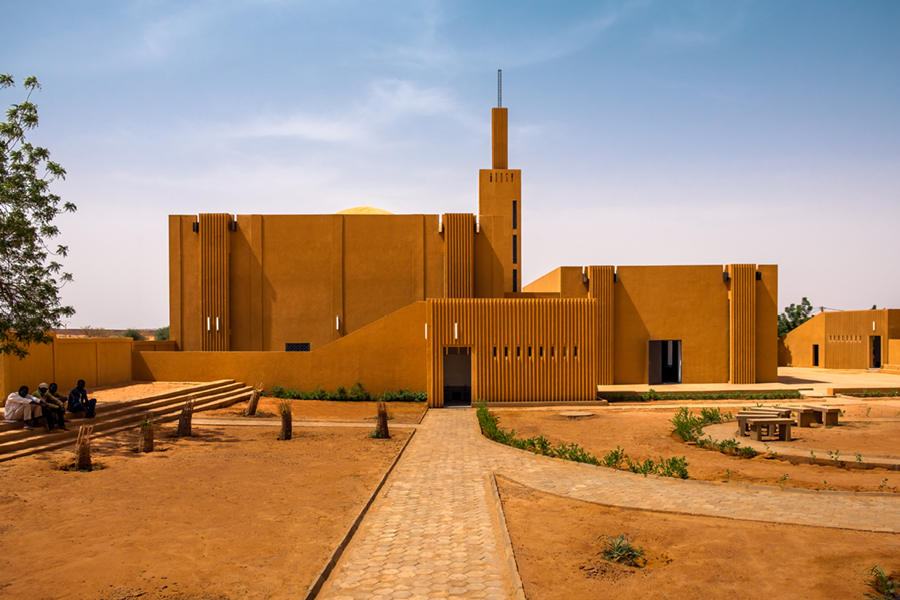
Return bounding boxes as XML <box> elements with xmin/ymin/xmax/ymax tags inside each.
<box><xmin>649</xmin><ymin>340</ymin><xmax>681</xmax><ymax>385</ymax></box>
<box><xmin>443</xmin><ymin>347</ymin><xmax>472</xmax><ymax>407</ymax></box>
<box><xmin>871</xmin><ymin>336</ymin><xmax>882</xmax><ymax>369</ymax></box>
<box><xmin>812</xmin><ymin>344</ymin><xmax>819</xmax><ymax>367</ymax></box>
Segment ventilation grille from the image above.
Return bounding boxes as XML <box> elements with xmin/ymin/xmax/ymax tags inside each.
<box><xmin>286</xmin><ymin>343</ymin><xmax>311</xmax><ymax>352</ymax></box>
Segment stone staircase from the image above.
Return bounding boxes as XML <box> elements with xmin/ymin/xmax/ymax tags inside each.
<box><xmin>0</xmin><ymin>380</ymin><xmax>253</xmax><ymax>463</ymax></box>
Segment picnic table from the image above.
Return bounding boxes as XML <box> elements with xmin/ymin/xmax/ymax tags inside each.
<box><xmin>746</xmin><ymin>417</ymin><xmax>794</xmax><ymax>442</ymax></box>
<box><xmin>805</xmin><ymin>405</ymin><xmax>841</xmax><ymax>427</ymax></box>
<box><xmin>772</xmin><ymin>405</ymin><xmax>815</xmax><ymax>427</ymax></box>
<box><xmin>736</xmin><ymin>408</ymin><xmax>792</xmax><ymax>437</ymax></box>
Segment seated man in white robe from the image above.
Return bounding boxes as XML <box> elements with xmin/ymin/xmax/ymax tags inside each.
<box><xmin>4</xmin><ymin>386</ymin><xmax>45</xmax><ymax>430</ymax></box>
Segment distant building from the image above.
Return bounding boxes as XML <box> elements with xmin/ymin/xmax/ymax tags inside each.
<box><xmin>165</xmin><ymin>104</ymin><xmax>779</xmax><ymax>407</ymax></box>
<box><xmin>780</xmin><ymin>309</ymin><xmax>899</xmax><ymax>371</ymax></box>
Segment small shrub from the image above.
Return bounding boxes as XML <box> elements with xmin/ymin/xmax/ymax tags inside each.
<box><xmin>602</xmin><ymin>446</ymin><xmax>627</xmax><ymax>469</ymax></box>
<box><xmin>154</xmin><ymin>326</ymin><xmax>170</xmax><ymax>341</ymax></box>
<box><xmin>658</xmin><ymin>456</ymin><xmax>690</xmax><ymax>479</ymax></box>
<box><xmin>671</xmin><ymin>407</ymin><xmax>705</xmax><ymax>442</ymax></box>
<box><xmin>598</xmin><ymin>535</ymin><xmax>645</xmax><ymax>568</ymax></box>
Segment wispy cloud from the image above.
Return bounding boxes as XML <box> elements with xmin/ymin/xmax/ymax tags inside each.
<box><xmin>372</xmin><ymin>0</ymin><xmax>647</xmax><ymax>70</ymax></box>
<box><xmin>218</xmin><ymin>78</ymin><xmax>464</xmax><ymax>144</ymax></box>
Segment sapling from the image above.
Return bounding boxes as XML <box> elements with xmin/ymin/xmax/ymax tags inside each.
<box><xmin>74</xmin><ymin>425</ymin><xmax>93</xmax><ymax>471</ymax></box>
<box><xmin>856</xmin><ymin>454</ymin><xmax>863</xmax><ymax>463</ymax></box>
<box><xmin>878</xmin><ymin>478</ymin><xmax>889</xmax><ymax>491</ymax></box>
<box><xmin>176</xmin><ymin>397</ymin><xmax>195</xmax><ymax>437</ymax></box>
<box><xmin>138</xmin><ymin>416</ymin><xmax>154</xmax><ymax>453</ymax></box>
<box><xmin>278</xmin><ymin>399</ymin><xmax>292</xmax><ymax>440</ymax></box>
<box><xmin>373</xmin><ymin>400</ymin><xmax>390</xmax><ymax>439</ymax></box>
<box><xmin>245</xmin><ymin>382</ymin><xmax>263</xmax><ymax>416</ymax></box>
<box><xmin>779</xmin><ymin>474</ymin><xmax>789</xmax><ymax>485</ymax></box>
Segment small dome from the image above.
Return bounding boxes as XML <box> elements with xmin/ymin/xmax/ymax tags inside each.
<box><xmin>336</xmin><ymin>206</ymin><xmax>394</xmax><ymax>215</ymax></box>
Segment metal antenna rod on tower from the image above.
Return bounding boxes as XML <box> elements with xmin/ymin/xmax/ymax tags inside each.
<box><xmin>498</xmin><ymin>69</ymin><xmax>502</xmax><ymax>108</ymax></box>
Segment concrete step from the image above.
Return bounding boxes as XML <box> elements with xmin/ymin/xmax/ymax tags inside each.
<box><xmin>0</xmin><ymin>381</ymin><xmax>243</xmax><ymax>444</ymax></box>
<box><xmin>0</xmin><ymin>384</ymin><xmax>245</xmax><ymax>446</ymax></box>
<box><xmin>0</xmin><ymin>380</ymin><xmax>236</xmax><ymax>434</ymax></box>
<box><xmin>0</xmin><ymin>385</ymin><xmax>253</xmax><ymax>462</ymax></box>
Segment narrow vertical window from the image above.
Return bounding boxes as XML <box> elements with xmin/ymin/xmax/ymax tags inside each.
<box><xmin>516</xmin><ymin>347</ymin><xmax>521</xmax><ymax>358</ymax></box>
<box><xmin>493</xmin><ymin>347</ymin><xmax>497</xmax><ymax>358</ymax></box>
<box><xmin>539</xmin><ymin>346</ymin><xmax>544</xmax><ymax>358</ymax></box>
<box><xmin>512</xmin><ymin>200</ymin><xmax>517</xmax><ymax>229</ymax></box>
<box><xmin>504</xmin><ymin>347</ymin><xmax>509</xmax><ymax>358</ymax></box>
<box><xmin>513</xmin><ymin>235</ymin><xmax>518</xmax><ymax>264</ymax></box>
<box><xmin>528</xmin><ymin>346</ymin><xmax>532</xmax><ymax>358</ymax></box>
<box><xmin>551</xmin><ymin>346</ymin><xmax>555</xmax><ymax>358</ymax></box>
<box><xmin>513</xmin><ymin>269</ymin><xmax>518</xmax><ymax>293</ymax></box>
<box><xmin>574</xmin><ymin>346</ymin><xmax>578</xmax><ymax>357</ymax></box>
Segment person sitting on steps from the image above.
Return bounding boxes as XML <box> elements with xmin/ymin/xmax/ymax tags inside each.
<box><xmin>34</xmin><ymin>382</ymin><xmax>68</xmax><ymax>431</ymax></box>
<box><xmin>67</xmin><ymin>380</ymin><xmax>97</xmax><ymax>419</ymax></box>
<box><xmin>3</xmin><ymin>386</ymin><xmax>48</xmax><ymax>430</ymax></box>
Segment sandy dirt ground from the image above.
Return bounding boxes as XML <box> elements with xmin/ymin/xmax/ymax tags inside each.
<box><xmin>202</xmin><ymin>398</ymin><xmax>428</xmax><ymax>424</ymax></box>
<box><xmin>0</xmin><ymin>423</ymin><xmax>409</xmax><ymax>600</ymax></box>
<box><xmin>492</xmin><ymin>408</ymin><xmax>899</xmax><ymax>492</ymax></box>
<box><xmin>87</xmin><ymin>381</ymin><xmax>198</xmax><ymax>406</ymax></box>
<box><xmin>497</xmin><ymin>477</ymin><xmax>900</xmax><ymax>600</ymax></box>
<box><xmin>774</xmin><ymin>419</ymin><xmax>900</xmax><ymax>455</ymax></box>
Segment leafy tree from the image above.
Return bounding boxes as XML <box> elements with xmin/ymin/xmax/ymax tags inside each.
<box><xmin>122</xmin><ymin>328</ymin><xmax>146</xmax><ymax>341</ymax></box>
<box><xmin>1</xmin><ymin>74</ymin><xmax>75</xmax><ymax>357</ymax></box>
<box><xmin>778</xmin><ymin>297</ymin><xmax>813</xmax><ymax>337</ymax></box>
<box><xmin>154</xmin><ymin>325</ymin><xmax>170</xmax><ymax>341</ymax></box>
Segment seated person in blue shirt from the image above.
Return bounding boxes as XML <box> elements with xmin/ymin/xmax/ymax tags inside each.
<box><xmin>67</xmin><ymin>380</ymin><xmax>97</xmax><ymax>418</ymax></box>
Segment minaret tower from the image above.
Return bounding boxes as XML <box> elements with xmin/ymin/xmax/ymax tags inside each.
<box><xmin>475</xmin><ymin>70</ymin><xmax>522</xmax><ymax>297</ymax></box>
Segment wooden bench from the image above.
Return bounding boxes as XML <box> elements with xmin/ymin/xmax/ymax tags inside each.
<box><xmin>737</xmin><ymin>410</ymin><xmax>789</xmax><ymax>437</ymax></box>
<box><xmin>746</xmin><ymin>417</ymin><xmax>794</xmax><ymax>442</ymax></box>
<box><xmin>805</xmin><ymin>405</ymin><xmax>841</xmax><ymax>427</ymax></box>
<box><xmin>773</xmin><ymin>405</ymin><xmax>815</xmax><ymax>427</ymax></box>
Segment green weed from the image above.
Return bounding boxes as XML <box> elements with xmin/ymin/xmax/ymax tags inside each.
<box><xmin>862</xmin><ymin>565</ymin><xmax>897</xmax><ymax>600</ymax></box>
<box><xmin>597</xmin><ymin>535</ymin><xmax>645</xmax><ymax>568</ymax></box>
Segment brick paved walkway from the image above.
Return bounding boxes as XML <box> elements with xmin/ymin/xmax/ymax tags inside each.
<box><xmin>318</xmin><ymin>409</ymin><xmax>900</xmax><ymax>599</ymax></box>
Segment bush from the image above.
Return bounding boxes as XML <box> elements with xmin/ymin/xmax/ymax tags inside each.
<box><xmin>122</xmin><ymin>328</ymin><xmax>145</xmax><ymax>341</ymax></box>
<box><xmin>154</xmin><ymin>326</ymin><xmax>170</xmax><ymax>341</ymax></box>
<box><xmin>266</xmin><ymin>383</ymin><xmax>427</xmax><ymax>402</ymax></box>
<box><xmin>671</xmin><ymin>407</ymin><xmax>705</xmax><ymax>442</ymax></box>
<box><xmin>603</xmin><ymin>389</ymin><xmax>803</xmax><ymax>402</ymax></box>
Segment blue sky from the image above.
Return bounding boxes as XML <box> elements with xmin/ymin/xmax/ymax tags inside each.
<box><xmin>4</xmin><ymin>0</ymin><xmax>899</xmax><ymax>328</ymax></box>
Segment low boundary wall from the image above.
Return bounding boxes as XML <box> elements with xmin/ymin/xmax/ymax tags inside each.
<box><xmin>1</xmin><ymin>337</ymin><xmax>133</xmax><ymax>401</ymax></box>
